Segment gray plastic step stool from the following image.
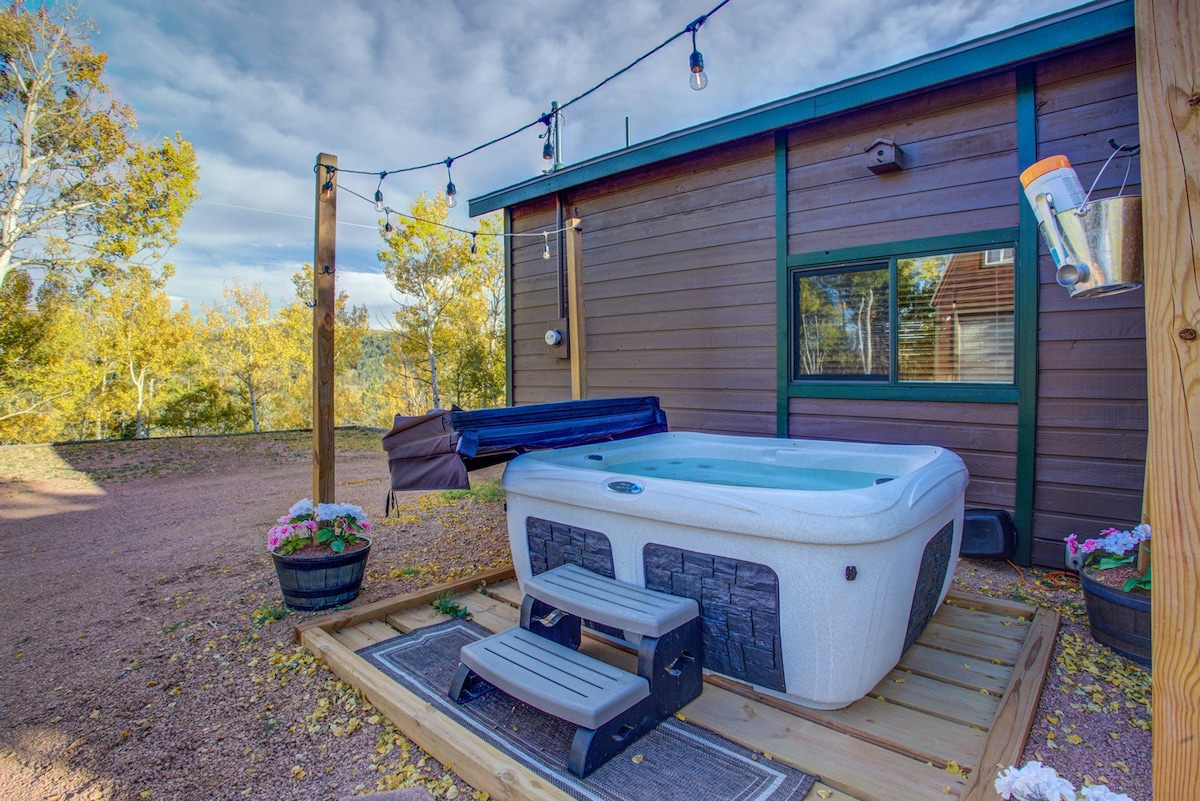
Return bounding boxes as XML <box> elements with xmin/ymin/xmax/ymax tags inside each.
<box><xmin>449</xmin><ymin>563</ymin><xmax>703</xmax><ymax>777</ymax></box>
<box><xmin>457</xmin><ymin>626</ymin><xmax>650</xmax><ymax>728</ymax></box>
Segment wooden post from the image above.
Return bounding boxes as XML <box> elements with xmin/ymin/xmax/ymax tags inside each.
<box><xmin>564</xmin><ymin>218</ymin><xmax>587</xmax><ymax>399</ymax></box>
<box><xmin>1136</xmin><ymin>1</ymin><xmax>1200</xmax><ymax>796</ymax></box>
<box><xmin>313</xmin><ymin>153</ymin><xmax>337</xmax><ymax>504</ymax></box>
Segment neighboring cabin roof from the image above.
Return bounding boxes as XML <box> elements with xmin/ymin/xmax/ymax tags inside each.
<box><xmin>468</xmin><ymin>0</ymin><xmax>1133</xmax><ymax>217</ymax></box>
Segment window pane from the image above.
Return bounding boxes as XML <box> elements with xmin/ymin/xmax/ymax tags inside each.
<box><xmin>897</xmin><ymin>250</ymin><xmax>1014</xmax><ymax>383</ymax></box>
<box><xmin>793</xmin><ymin>266</ymin><xmax>889</xmax><ymax>379</ymax></box>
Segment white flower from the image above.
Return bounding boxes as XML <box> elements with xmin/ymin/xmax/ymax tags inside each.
<box><xmin>315</xmin><ymin>501</ymin><xmax>367</xmax><ymax>523</ymax></box>
<box><xmin>287</xmin><ymin>498</ymin><xmax>314</xmax><ymax>518</ymax></box>
<box><xmin>1079</xmin><ymin>787</ymin><xmax>1134</xmax><ymax>801</ymax></box>
<box><xmin>995</xmin><ymin>762</ymin><xmax>1076</xmax><ymax>801</ymax></box>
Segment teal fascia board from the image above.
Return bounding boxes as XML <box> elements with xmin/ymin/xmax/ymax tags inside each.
<box><xmin>469</xmin><ymin>0</ymin><xmax>1132</xmax><ymax>217</ymax></box>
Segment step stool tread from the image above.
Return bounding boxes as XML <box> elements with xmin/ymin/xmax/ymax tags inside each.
<box><xmin>525</xmin><ymin>564</ymin><xmax>698</xmax><ymax>637</ymax></box>
<box><xmin>459</xmin><ymin>627</ymin><xmax>649</xmax><ymax>730</ymax></box>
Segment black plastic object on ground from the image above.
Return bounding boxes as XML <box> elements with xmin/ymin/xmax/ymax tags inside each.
<box><xmin>959</xmin><ymin>508</ymin><xmax>1017</xmax><ymax>559</ymax></box>
<box><xmin>381</xmin><ymin>396</ymin><xmax>668</xmax><ymax>498</ymax></box>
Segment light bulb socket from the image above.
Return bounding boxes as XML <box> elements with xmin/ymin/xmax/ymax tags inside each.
<box><xmin>446</xmin><ymin>180</ymin><xmax>457</xmax><ymax>207</ymax></box>
<box><xmin>384</xmin><ymin>221</ymin><xmax>392</xmax><ymax>233</ymax></box>
<box><xmin>543</xmin><ymin>140</ymin><xmax>555</xmax><ymax>161</ymax></box>
<box><xmin>374</xmin><ymin>189</ymin><xmax>384</xmax><ymax>212</ymax></box>
<box><xmin>690</xmin><ymin>49</ymin><xmax>704</xmax><ymax>75</ymax></box>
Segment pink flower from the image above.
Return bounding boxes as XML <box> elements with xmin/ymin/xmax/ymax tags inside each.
<box><xmin>1066</xmin><ymin>534</ymin><xmax>1080</xmax><ymax>555</ymax></box>
<box><xmin>1081</xmin><ymin>539</ymin><xmax>1100</xmax><ymax>554</ymax></box>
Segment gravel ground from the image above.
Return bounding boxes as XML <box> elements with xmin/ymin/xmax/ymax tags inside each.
<box><xmin>0</xmin><ymin>432</ymin><xmax>1151</xmax><ymax>800</ymax></box>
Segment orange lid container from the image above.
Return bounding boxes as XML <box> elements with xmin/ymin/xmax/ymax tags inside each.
<box><xmin>1020</xmin><ymin>155</ymin><xmax>1073</xmax><ymax>187</ymax></box>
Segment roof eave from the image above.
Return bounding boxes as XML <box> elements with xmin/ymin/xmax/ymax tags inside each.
<box><xmin>468</xmin><ymin>0</ymin><xmax>1133</xmax><ymax>217</ymax></box>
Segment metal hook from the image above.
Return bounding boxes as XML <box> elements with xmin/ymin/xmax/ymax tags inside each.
<box><xmin>305</xmin><ymin>301</ymin><xmax>317</xmax><ymax>308</ymax></box>
<box><xmin>319</xmin><ymin>264</ymin><xmax>334</xmax><ymax>275</ymax></box>
<box><xmin>1082</xmin><ymin>137</ymin><xmax>1142</xmax><ymax>207</ymax></box>
<box><xmin>1107</xmin><ymin>137</ymin><xmax>1140</xmax><ymax>156</ymax></box>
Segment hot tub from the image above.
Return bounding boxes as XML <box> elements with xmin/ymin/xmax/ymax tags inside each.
<box><xmin>501</xmin><ymin>431</ymin><xmax>968</xmax><ymax>709</ymax></box>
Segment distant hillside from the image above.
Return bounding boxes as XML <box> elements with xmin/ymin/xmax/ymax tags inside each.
<box><xmin>356</xmin><ymin>330</ymin><xmax>397</xmax><ymax>387</ymax></box>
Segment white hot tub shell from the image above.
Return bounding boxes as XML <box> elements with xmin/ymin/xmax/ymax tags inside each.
<box><xmin>501</xmin><ymin>431</ymin><xmax>969</xmax><ymax>709</ymax></box>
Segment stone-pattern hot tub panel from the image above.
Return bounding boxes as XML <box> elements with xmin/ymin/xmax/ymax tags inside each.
<box><xmin>525</xmin><ymin>517</ymin><xmax>623</xmax><ymax>639</ymax></box>
<box><xmin>526</xmin><ymin>517</ymin><xmax>615</xmax><ymax>578</ymax></box>
<box><xmin>643</xmin><ymin>544</ymin><xmax>785</xmax><ymax>692</ymax></box>
<box><xmin>903</xmin><ymin>521</ymin><xmax>955</xmax><ymax>652</ymax></box>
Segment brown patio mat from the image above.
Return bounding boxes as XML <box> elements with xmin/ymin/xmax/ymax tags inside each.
<box><xmin>358</xmin><ymin>620</ymin><xmax>818</xmax><ymax>801</ymax></box>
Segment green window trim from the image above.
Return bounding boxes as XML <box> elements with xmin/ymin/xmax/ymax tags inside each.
<box><xmin>785</xmin><ymin>228</ymin><xmax>1020</xmax><ymax>405</ymax></box>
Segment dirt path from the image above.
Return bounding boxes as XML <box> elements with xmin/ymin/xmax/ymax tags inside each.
<box><xmin>0</xmin><ymin>432</ymin><xmax>507</xmax><ymax>801</ymax></box>
<box><xmin>0</xmin><ymin>432</ymin><xmax>1151</xmax><ymax>800</ymax></box>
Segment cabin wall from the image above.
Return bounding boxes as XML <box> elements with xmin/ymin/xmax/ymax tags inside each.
<box><xmin>784</xmin><ymin>64</ymin><xmax>1023</xmax><ymax>518</ymax></box>
<box><xmin>506</xmin><ymin>34</ymin><xmax>1145</xmax><ymax>567</ymax></box>
<box><xmin>1029</xmin><ymin>38</ymin><xmax>1144</xmax><ymax>565</ymax></box>
<box><xmin>510</xmin><ymin>136</ymin><xmax>779</xmax><ymax>434</ymax></box>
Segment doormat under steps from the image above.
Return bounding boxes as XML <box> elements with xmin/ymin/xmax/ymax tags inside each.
<box><xmin>358</xmin><ymin>620</ymin><xmax>818</xmax><ymax>801</ymax></box>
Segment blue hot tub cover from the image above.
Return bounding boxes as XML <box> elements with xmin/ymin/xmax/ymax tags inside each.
<box><xmin>381</xmin><ymin>396</ymin><xmax>668</xmax><ymax>496</ymax></box>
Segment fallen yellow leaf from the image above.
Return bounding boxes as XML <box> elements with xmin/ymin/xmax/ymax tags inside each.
<box><xmin>816</xmin><ymin>789</ymin><xmax>832</xmax><ymax>799</ymax></box>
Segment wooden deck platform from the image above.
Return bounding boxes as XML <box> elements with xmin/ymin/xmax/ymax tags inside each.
<box><xmin>296</xmin><ymin>566</ymin><xmax>1058</xmax><ymax>801</ymax></box>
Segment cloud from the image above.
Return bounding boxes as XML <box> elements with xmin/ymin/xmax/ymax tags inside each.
<box><xmin>86</xmin><ymin>0</ymin><xmax>1089</xmax><ymax>321</ymax></box>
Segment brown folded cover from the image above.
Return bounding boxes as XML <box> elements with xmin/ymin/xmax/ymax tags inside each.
<box><xmin>382</xmin><ymin>410</ymin><xmax>470</xmax><ymax>491</ymax></box>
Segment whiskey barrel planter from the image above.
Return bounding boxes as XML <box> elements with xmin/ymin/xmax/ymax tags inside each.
<box><xmin>1079</xmin><ymin>569</ymin><xmax>1151</xmax><ymax>668</ymax></box>
<box><xmin>272</xmin><ymin>540</ymin><xmax>372</xmax><ymax>611</ymax></box>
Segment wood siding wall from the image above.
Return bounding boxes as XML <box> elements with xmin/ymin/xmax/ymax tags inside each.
<box><xmin>509</xmin><ymin>136</ymin><xmax>779</xmax><ymax>434</ymax></box>
<box><xmin>784</xmin><ymin>63</ymin><xmax>1024</xmax><ymax>521</ymax></box>
<box><xmin>1029</xmin><ymin>38</ymin><xmax>1144</xmax><ymax>565</ymax></box>
<box><xmin>506</xmin><ymin>35</ymin><xmax>1145</xmax><ymax>567</ymax></box>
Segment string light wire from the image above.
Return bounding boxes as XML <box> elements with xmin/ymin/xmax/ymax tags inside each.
<box><xmin>313</xmin><ymin>0</ymin><xmax>733</xmax><ymax>245</ymax></box>
<box><xmin>321</xmin><ymin>0</ymin><xmax>733</xmax><ymax>181</ymax></box>
<box><xmin>339</xmin><ymin>183</ymin><xmax>578</xmax><ymax>242</ymax></box>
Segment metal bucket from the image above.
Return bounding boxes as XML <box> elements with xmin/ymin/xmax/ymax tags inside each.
<box><xmin>1051</xmin><ymin>195</ymin><xmax>1144</xmax><ymax>299</ymax></box>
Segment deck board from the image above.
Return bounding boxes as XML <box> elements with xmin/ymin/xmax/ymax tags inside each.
<box><xmin>917</xmin><ymin>620</ymin><xmax>1026</xmax><ymax>665</ymax></box>
<box><xmin>300</xmin><ymin>573</ymin><xmax>1058</xmax><ymax>801</ymax></box>
<box><xmin>875</xmin><ymin>667</ymin><xmax>1001</xmax><ymax>728</ymax></box>
<box><xmin>898</xmin><ymin>644</ymin><xmax>1012</xmax><ymax>694</ymax></box>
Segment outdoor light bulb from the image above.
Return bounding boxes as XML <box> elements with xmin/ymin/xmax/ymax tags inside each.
<box><xmin>384</xmin><ymin>220</ymin><xmax>392</xmax><ymax>234</ymax></box>
<box><xmin>542</xmin><ymin>234</ymin><xmax>551</xmax><ymax>260</ymax></box>
<box><xmin>446</xmin><ymin>180</ymin><xmax>457</xmax><ymax>208</ymax></box>
<box><xmin>374</xmin><ymin>189</ymin><xmax>384</xmax><ymax>212</ymax></box>
<box><xmin>543</xmin><ymin>140</ymin><xmax>555</xmax><ymax>161</ymax></box>
<box><xmin>689</xmin><ymin>49</ymin><xmax>707</xmax><ymax>91</ymax></box>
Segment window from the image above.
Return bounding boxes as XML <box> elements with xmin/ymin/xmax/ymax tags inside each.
<box><xmin>790</xmin><ymin>243</ymin><xmax>1015</xmax><ymax>387</ymax></box>
<box><xmin>793</xmin><ymin>264</ymin><xmax>889</xmax><ymax>379</ymax></box>
<box><xmin>984</xmin><ymin>247</ymin><xmax>1014</xmax><ymax>266</ymax></box>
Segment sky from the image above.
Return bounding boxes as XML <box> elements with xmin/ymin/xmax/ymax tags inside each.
<box><xmin>84</xmin><ymin>0</ymin><xmax>1091</xmax><ymax>327</ymax></box>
